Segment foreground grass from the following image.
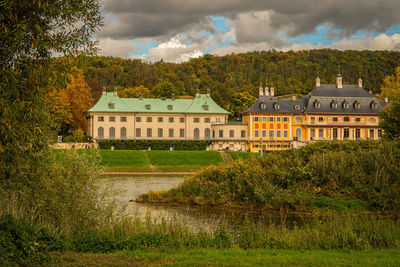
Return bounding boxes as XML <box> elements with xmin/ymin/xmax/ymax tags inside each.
<box><xmin>48</xmin><ymin>249</ymin><xmax>400</xmax><ymax>266</ymax></box>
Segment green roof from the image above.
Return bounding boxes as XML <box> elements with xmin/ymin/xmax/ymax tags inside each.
<box><xmin>88</xmin><ymin>93</ymin><xmax>229</xmax><ymax>114</ymax></box>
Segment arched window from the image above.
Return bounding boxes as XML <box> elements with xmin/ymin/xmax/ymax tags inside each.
<box><xmin>295</xmin><ymin>128</ymin><xmax>302</xmax><ymax>140</ymax></box>
<box><xmin>331</xmin><ymin>101</ymin><xmax>338</xmax><ymax>110</ymax></box>
<box><xmin>109</xmin><ymin>127</ymin><xmax>115</xmax><ymax>140</ymax></box>
<box><xmin>194</xmin><ymin>128</ymin><xmax>200</xmax><ymax>140</ymax></box>
<box><xmin>354</xmin><ymin>101</ymin><xmax>361</xmax><ymax>110</ymax></box>
<box><xmin>371</xmin><ymin>101</ymin><xmax>378</xmax><ymax>110</ymax></box>
<box><xmin>98</xmin><ymin>127</ymin><xmax>104</xmax><ymax>139</ymax></box>
<box><xmin>273</xmin><ymin>102</ymin><xmax>280</xmax><ymax>110</ymax></box>
<box><xmin>314</xmin><ymin>100</ymin><xmax>321</xmax><ymax>109</ymax></box>
<box><xmin>343</xmin><ymin>101</ymin><xmax>349</xmax><ymax>110</ymax></box>
<box><xmin>205</xmin><ymin>128</ymin><xmax>210</xmax><ymax>140</ymax></box>
<box><xmin>120</xmin><ymin>127</ymin><xmax>126</xmax><ymax>140</ymax></box>
<box><xmin>260</xmin><ymin>103</ymin><xmax>267</xmax><ymax>110</ymax></box>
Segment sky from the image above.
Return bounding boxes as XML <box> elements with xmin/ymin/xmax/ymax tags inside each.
<box><xmin>96</xmin><ymin>0</ymin><xmax>400</xmax><ymax>63</ymax></box>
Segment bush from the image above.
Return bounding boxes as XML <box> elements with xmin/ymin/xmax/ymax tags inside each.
<box><xmin>97</xmin><ymin>140</ymin><xmax>210</xmax><ymax>150</ymax></box>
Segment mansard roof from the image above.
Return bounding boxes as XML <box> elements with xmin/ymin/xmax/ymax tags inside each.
<box><xmin>88</xmin><ymin>92</ymin><xmax>229</xmax><ymax>114</ymax></box>
<box><xmin>310</xmin><ymin>84</ymin><xmax>374</xmax><ymax>98</ymax></box>
<box><xmin>240</xmin><ymin>95</ymin><xmax>306</xmax><ymax>114</ymax></box>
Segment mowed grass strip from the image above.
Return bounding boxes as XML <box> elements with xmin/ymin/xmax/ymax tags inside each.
<box><xmin>99</xmin><ymin>150</ymin><xmax>151</xmax><ymax>172</ymax></box>
<box><xmin>147</xmin><ymin>151</ymin><xmax>223</xmax><ymax>172</ymax></box>
<box><xmin>49</xmin><ymin>249</ymin><xmax>400</xmax><ymax>267</ymax></box>
<box><xmin>227</xmin><ymin>151</ymin><xmax>261</xmax><ymax>161</ymax></box>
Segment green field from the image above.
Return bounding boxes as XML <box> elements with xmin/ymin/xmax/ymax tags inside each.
<box><xmin>49</xmin><ymin>249</ymin><xmax>400</xmax><ymax>266</ymax></box>
<box><xmin>227</xmin><ymin>151</ymin><xmax>261</xmax><ymax>160</ymax></box>
<box><xmin>54</xmin><ymin>149</ymin><xmax>225</xmax><ymax>172</ymax></box>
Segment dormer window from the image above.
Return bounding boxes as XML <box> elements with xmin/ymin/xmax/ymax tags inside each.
<box><xmin>354</xmin><ymin>102</ymin><xmax>361</xmax><ymax>110</ymax></box>
<box><xmin>371</xmin><ymin>102</ymin><xmax>378</xmax><ymax>110</ymax></box>
<box><xmin>145</xmin><ymin>104</ymin><xmax>151</xmax><ymax>110</ymax></box>
<box><xmin>294</xmin><ymin>105</ymin><xmax>300</xmax><ymax>111</ymax></box>
<box><xmin>331</xmin><ymin>101</ymin><xmax>338</xmax><ymax>110</ymax></box>
<box><xmin>260</xmin><ymin>103</ymin><xmax>267</xmax><ymax>110</ymax></box>
<box><xmin>203</xmin><ymin>104</ymin><xmax>209</xmax><ymax>111</ymax></box>
<box><xmin>167</xmin><ymin>105</ymin><xmax>173</xmax><ymax>110</ymax></box>
<box><xmin>108</xmin><ymin>103</ymin><xmax>115</xmax><ymax>109</ymax></box>
<box><xmin>314</xmin><ymin>101</ymin><xmax>321</xmax><ymax>109</ymax></box>
<box><xmin>343</xmin><ymin>102</ymin><xmax>349</xmax><ymax>110</ymax></box>
<box><xmin>273</xmin><ymin>103</ymin><xmax>280</xmax><ymax>110</ymax></box>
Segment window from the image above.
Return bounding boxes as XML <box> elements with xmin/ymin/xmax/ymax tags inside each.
<box><xmin>205</xmin><ymin>118</ymin><xmax>210</xmax><ymax>123</ymax></box>
<box><xmin>283</xmin><ymin>130</ymin><xmax>288</xmax><ymax>138</ymax></box>
<box><xmin>180</xmin><ymin>117</ymin><xmax>185</xmax><ymax>123</ymax></box>
<box><xmin>274</xmin><ymin>103</ymin><xmax>280</xmax><ymax>110</ymax></box>
<box><xmin>147</xmin><ymin>117</ymin><xmax>152</xmax><ymax>123</ymax></box>
<box><xmin>378</xmin><ymin>129</ymin><xmax>382</xmax><ymax>138</ymax></box>
<box><xmin>212</xmin><ymin>130</ymin><xmax>215</xmax><ymax>138</ymax></box>
<box><xmin>368</xmin><ymin>118</ymin><xmax>376</xmax><ymax>123</ymax></box>
<box><xmin>205</xmin><ymin>128</ymin><xmax>210</xmax><ymax>139</ymax></box>
<box><xmin>215</xmin><ymin>118</ymin><xmax>221</xmax><ymax>123</ymax></box>
<box><xmin>355</xmin><ymin>129</ymin><xmax>360</xmax><ymax>139</ymax></box>
<box><xmin>269</xmin><ymin>130</ymin><xmax>274</xmax><ymax>139</ymax></box>
<box><xmin>109</xmin><ymin>127</ymin><xmax>115</xmax><ymax>139</ymax></box>
<box><xmin>343</xmin><ymin>102</ymin><xmax>350</xmax><ymax>109</ymax></box>
<box><xmin>310</xmin><ymin>129</ymin><xmax>315</xmax><ymax>139</ymax></box>
<box><xmin>254</xmin><ymin>130</ymin><xmax>259</xmax><ymax>138</ymax></box>
<box><xmin>194</xmin><ymin>118</ymin><xmax>200</xmax><ymax>123</ymax></box>
<box><xmin>98</xmin><ymin>116</ymin><xmax>104</xmax><ymax>122</ymax></box>
<box><xmin>219</xmin><ymin>130</ymin><xmax>223</xmax><ymax>138</ymax></box>
<box><xmin>203</xmin><ymin>105</ymin><xmax>209</xmax><ymax>110</ymax></box>
<box><xmin>147</xmin><ymin>128</ymin><xmax>152</xmax><ymax>137</ymax></box>
<box><xmin>254</xmin><ymin>117</ymin><xmax>259</xmax><ymax>122</ymax></box>
<box><xmin>283</xmin><ymin>117</ymin><xmax>288</xmax><ymax>122</ymax></box>
<box><xmin>369</xmin><ymin>129</ymin><xmax>374</xmax><ymax>139</ymax></box>
<box><xmin>371</xmin><ymin>102</ymin><xmax>378</xmax><ymax>110</ymax></box>
<box><xmin>333</xmin><ymin>117</ymin><xmax>338</xmax><ymax>122</ymax></box>
<box><xmin>194</xmin><ymin>128</ymin><xmax>200</xmax><ymax>139</ymax></box>
<box><xmin>333</xmin><ymin>128</ymin><xmax>338</xmax><ymax>139</ymax></box>
<box><xmin>295</xmin><ymin>128</ymin><xmax>302</xmax><ymax>140</ymax></box>
<box><xmin>136</xmin><ymin>117</ymin><xmax>141</xmax><ymax>122</ymax></box>
<box><xmin>311</xmin><ymin>117</ymin><xmax>315</xmax><ymax>123</ymax></box>
<box><xmin>276</xmin><ymin>117</ymin><xmax>281</xmax><ymax>122</ymax></box>
<box><xmin>108</xmin><ymin>103</ymin><xmax>115</xmax><ymax>109</ymax></box>
<box><xmin>276</xmin><ymin>130</ymin><xmax>281</xmax><ymax>138</ymax></box>
<box><xmin>314</xmin><ymin>101</ymin><xmax>321</xmax><ymax>109</ymax></box>
<box><xmin>318</xmin><ymin>117</ymin><xmax>324</xmax><ymax>122</ymax></box>
<box><xmin>180</xmin><ymin>129</ymin><xmax>185</xmax><ymax>138</ymax></box>
<box><xmin>241</xmin><ymin>130</ymin><xmax>246</xmax><ymax>138</ymax></box>
<box><xmin>145</xmin><ymin>104</ymin><xmax>151</xmax><ymax>110</ymax></box>
<box><xmin>120</xmin><ymin>127</ymin><xmax>126</xmax><ymax>139</ymax></box>
<box><xmin>296</xmin><ymin>117</ymin><xmax>301</xmax><ymax>123</ymax></box>
<box><xmin>121</xmin><ymin>117</ymin><xmax>127</xmax><ymax>122</ymax></box>
<box><xmin>319</xmin><ymin>129</ymin><xmax>324</xmax><ymax>139</ymax></box>
<box><xmin>344</xmin><ymin>117</ymin><xmax>350</xmax><ymax>122</ymax></box>
<box><xmin>269</xmin><ymin>117</ymin><xmax>274</xmax><ymax>122</ymax></box>
<box><xmin>356</xmin><ymin>118</ymin><xmax>361</xmax><ymax>122</ymax></box>
<box><xmin>229</xmin><ymin>130</ymin><xmax>234</xmax><ymax>138</ymax></box>
<box><xmin>98</xmin><ymin>127</ymin><xmax>104</xmax><ymax>139</ymax></box>
<box><xmin>260</xmin><ymin>103</ymin><xmax>267</xmax><ymax>110</ymax></box>
<box><xmin>158</xmin><ymin>117</ymin><xmax>163</xmax><ymax>123</ymax></box>
<box><xmin>262</xmin><ymin>130</ymin><xmax>267</xmax><ymax>138</ymax></box>
<box><xmin>169</xmin><ymin>117</ymin><xmax>174</xmax><ymax>123</ymax></box>
<box><xmin>331</xmin><ymin>102</ymin><xmax>338</xmax><ymax>109</ymax></box>
<box><xmin>354</xmin><ymin>102</ymin><xmax>361</xmax><ymax>110</ymax></box>
<box><xmin>109</xmin><ymin>116</ymin><xmax>115</xmax><ymax>122</ymax></box>
<box><xmin>167</xmin><ymin>105</ymin><xmax>173</xmax><ymax>110</ymax></box>
<box><xmin>169</xmin><ymin>128</ymin><xmax>174</xmax><ymax>138</ymax></box>
<box><xmin>344</xmin><ymin>128</ymin><xmax>349</xmax><ymax>139</ymax></box>
<box><xmin>262</xmin><ymin>117</ymin><xmax>267</xmax><ymax>122</ymax></box>
<box><xmin>158</xmin><ymin>128</ymin><xmax>163</xmax><ymax>138</ymax></box>
<box><xmin>136</xmin><ymin>128</ymin><xmax>141</xmax><ymax>137</ymax></box>
<box><xmin>294</xmin><ymin>105</ymin><xmax>300</xmax><ymax>111</ymax></box>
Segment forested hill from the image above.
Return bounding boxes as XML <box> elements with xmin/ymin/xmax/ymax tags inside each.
<box><xmin>80</xmin><ymin>49</ymin><xmax>400</xmax><ymax>116</ymax></box>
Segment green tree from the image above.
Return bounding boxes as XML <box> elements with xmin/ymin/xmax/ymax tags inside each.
<box><xmin>152</xmin><ymin>81</ymin><xmax>180</xmax><ymax>98</ymax></box>
<box><xmin>380</xmin><ymin>66</ymin><xmax>400</xmax><ymax>139</ymax></box>
<box><xmin>230</xmin><ymin>91</ymin><xmax>257</xmax><ymax>119</ymax></box>
<box><xmin>119</xmin><ymin>85</ymin><xmax>151</xmax><ymax>98</ymax></box>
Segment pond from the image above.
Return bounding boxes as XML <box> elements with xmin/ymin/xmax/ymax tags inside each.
<box><xmin>98</xmin><ymin>175</ymin><xmax>313</xmax><ymax>232</ymax></box>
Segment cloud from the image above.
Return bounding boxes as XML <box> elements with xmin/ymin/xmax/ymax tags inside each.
<box><xmin>97</xmin><ymin>38</ymin><xmax>138</xmax><ymax>57</ymax></box>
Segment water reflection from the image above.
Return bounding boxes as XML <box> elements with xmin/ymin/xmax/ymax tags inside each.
<box><xmin>98</xmin><ymin>175</ymin><xmax>311</xmax><ymax>232</ymax></box>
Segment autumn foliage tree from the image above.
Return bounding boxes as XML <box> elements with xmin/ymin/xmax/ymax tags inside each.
<box><xmin>119</xmin><ymin>85</ymin><xmax>151</xmax><ymax>98</ymax></box>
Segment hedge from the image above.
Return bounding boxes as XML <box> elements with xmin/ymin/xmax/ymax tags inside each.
<box><xmin>97</xmin><ymin>140</ymin><xmax>210</xmax><ymax>150</ymax></box>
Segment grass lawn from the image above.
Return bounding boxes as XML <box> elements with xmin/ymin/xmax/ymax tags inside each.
<box><xmin>147</xmin><ymin>150</ymin><xmax>223</xmax><ymax>172</ymax></box>
<box><xmin>49</xmin><ymin>249</ymin><xmax>400</xmax><ymax>266</ymax></box>
<box><xmin>99</xmin><ymin>150</ymin><xmax>151</xmax><ymax>172</ymax></box>
<box><xmin>227</xmin><ymin>151</ymin><xmax>261</xmax><ymax>161</ymax></box>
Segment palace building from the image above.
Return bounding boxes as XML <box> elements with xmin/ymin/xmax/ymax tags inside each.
<box><xmin>86</xmin><ymin>74</ymin><xmax>388</xmax><ymax>152</ymax></box>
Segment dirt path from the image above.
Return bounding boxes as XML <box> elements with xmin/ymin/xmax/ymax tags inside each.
<box><xmin>220</xmin><ymin>151</ymin><xmax>233</xmax><ymax>164</ymax></box>
<box><xmin>144</xmin><ymin>152</ymin><xmax>158</xmax><ymax>172</ymax></box>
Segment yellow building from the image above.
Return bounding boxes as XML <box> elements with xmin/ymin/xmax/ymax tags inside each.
<box><xmin>240</xmin><ymin>75</ymin><xmax>388</xmax><ymax>152</ymax></box>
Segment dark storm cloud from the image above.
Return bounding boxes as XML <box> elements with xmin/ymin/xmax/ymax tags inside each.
<box><xmin>100</xmin><ymin>0</ymin><xmax>400</xmax><ymax>43</ymax></box>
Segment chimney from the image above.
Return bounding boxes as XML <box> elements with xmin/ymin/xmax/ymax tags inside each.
<box><xmin>195</xmin><ymin>88</ymin><xmax>200</xmax><ymax>97</ymax></box>
<box><xmin>385</xmin><ymin>97</ymin><xmax>389</xmax><ymax>103</ymax></box>
<box><xmin>358</xmin><ymin>77</ymin><xmax>363</xmax><ymax>88</ymax></box>
<box><xmin>102</xmin><ymin>87</ymin><xmax>106</xmax><ymax>95</ymax></box>
<box><xmin>336</xmin><ymin>74</ymin><xmax>343</xmax><ymax>88</ymax></box>
<box><xmin>172</xmin><ymin>93</ymin><xmax>175</xmax><ymax>100</ymax></box>
<box><xmin>292</xmin><ymin>95</ymin><xmax>296</xmax><ymax>101</ymax></box>
<box><xmin>206</xmin><ymin>88</ymin><xmax>210</xmax><ymax>97</ymax></box>
<box><xmin>259</xmin><ymin>85</ymin><xmax>264</xmax><ymax>96</ymax></box>
<box><xmin>113</xmin><ymin>87</ymin><xmax>118</xmax><ymax>95</ymax></box>
<box><xmin>316</xmin><ymin>76</ymin><xmax>320</xmax><ymax>87</ymax></box>
<box><xmin>270</xmin><ymin>84</ymin><xmax>275</xmax><ymax>96</ymax></box>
